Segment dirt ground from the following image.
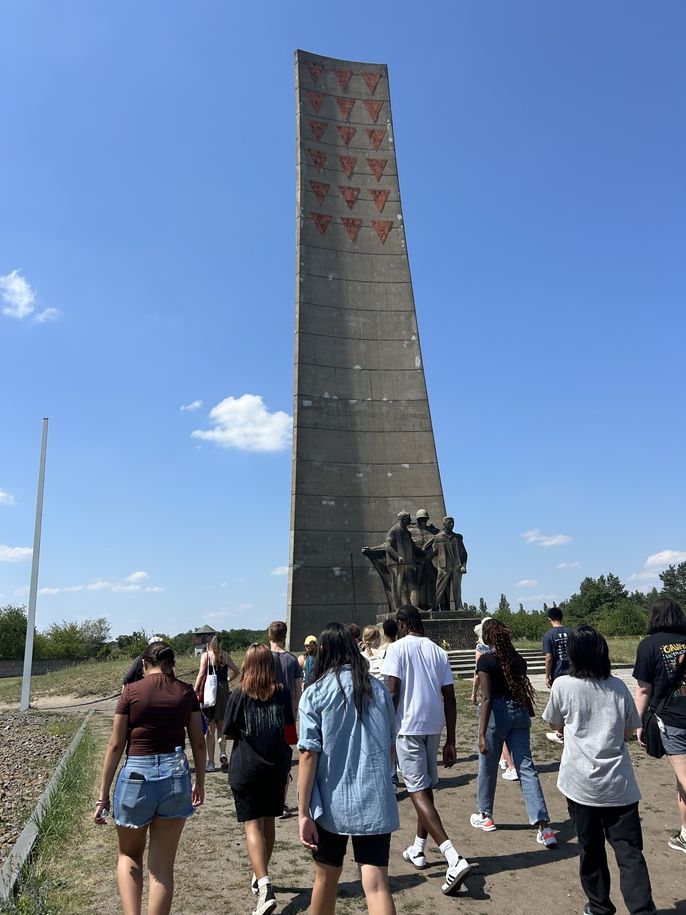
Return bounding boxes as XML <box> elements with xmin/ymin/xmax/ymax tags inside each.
<box><xmin>25</xmin><ymin>691</ymin><xmax>684</xmax><ymax>915</ymax></box>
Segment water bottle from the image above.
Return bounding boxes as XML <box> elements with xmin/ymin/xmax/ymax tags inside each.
<box><xmin>170</xmin><ymin>746</ymin><xmax>186</xmax><ymax>776</ymax></box>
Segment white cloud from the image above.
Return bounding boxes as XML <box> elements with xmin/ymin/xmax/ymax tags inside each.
<box><xmin>0</xmin><ymin>270</ymin><xmax>36</xmax><ymax>318</ymax></box>
<box><xmin>0</xmin><ymin>544</ymin><xmax>32</xmax><ymax>562</ymax></box>
<box><xmin>516</xmin><ymin>579</ymin><xmax>538</xmax><ymax>587</ymax></box>
<box><xmin>202</xmin><ymin>602</ymin><xmax>253</xmax><ymax>622</ymax></box>
<box><xmin>522</xmin><ymin>529</ymin><xmax>572</xmax><ymax>547</ymax></box>
<box><xmin>126</xmin><ymin>570</ymin><xmax>149</xmax><ymax>583</ymax></box>
<box><xmin>520</xmin><ymin>593</ymin><xmax>559</xmax><ymax>604</ymax></box>
<box><xmin>644</xmin><ymin>550</ymin><xmax>686</xmax><ymax>570</ymax></box>
<box><xmin>33</xmin><ymin>307</ymin><xmax>62</xmax><ymax>324</ymax></box>
<box><xmin>180</xmin><ymin>400</ymin><xmax>203</xmax><ymax>412</ymax></box>
<box><xmin>192</xmin><ymin>394</ymin><xmax>292</xmax><ymax>453</ymax></box>
<box><xmin>270</xmin><ymin>566</ymin><xmax>289</xmax><ymax>576</ymax></box>
<box><xmin>0</xmin><ymin>490</ymin><xmax>15</xmax><ymax>506</ymax></box>
<box><xmin>556</xmin><ymin>562</ymin><xmax>580</xmax><ymax>569</ymax></box>
<box><xmin>38</xmin><ymin>587</ymin><xmax>61</xmax><ymax>596</ymax></box>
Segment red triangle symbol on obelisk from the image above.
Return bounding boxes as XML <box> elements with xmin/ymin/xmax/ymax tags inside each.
<box><xmin>334</xmin><ymin>69</ymin><xmax>353</xmax><ymax>91</ymax></box>
<box><xmin>309</xmin><ymin>181</ymin><xmax>330</xmax><ymax>205</ymax></box>
<box><xmin>338</xmin><ymin>155</ymin><xmax>357</xmax><ymax>178</ymax></box>
<box><xmin>309</xmin><ymin>120</ymin><xmax>328</xmax><ymax>141</ymax></box>
<box><xmin>335</xmin><ymin>97</ymin><xmax>355</xmax><ymax>121</ymax></box>
<box><xmin>371</xmin><ymin>220</ymin><xmax>392</xmax><ymax>243</ymax></box>
<box><xmin>369</xmin><ymin>188</ymin><xmax>389</xmax><ymax>212</ymax></box>
<box><xmin>311</xmin><ymin>212</ymin><xmax>332</xmax><ymax>236</ymax></box>
<box><xmin>339</xmin><ymin>185</ymin><xmax>360</xmax><ymax>209</ymax></box>
<box><xmin>362</xmin><ymin>72</ymin><xmax>381</xmax><ymax>95</ymax></box>
<box><xmin>367</xmin><ymin>158</ymin><xmax>387</xmax><ymax>181</ymax></box>
<box><xmin>308</xmin><ymin>149</ymin><xmax>327</xmax><ymax>172</ymax></box>
<box><xmin>340</xmin><ymin>217</ymin><xmax>362</xmax><ymax>242</ymax></box>
<box><xmin>366</xmin><ymin>128</ymin><xmax>385</xmax><ymax>150</ymax></box>
<box><xmin>336</xmin><ymin>125</ymin><xmax>357</xmax><ymax>147</ymax></box>
<box><xmin>306</xmin><ymin>90</ymin><xmax>325</xmax><ymax>114</ymax></box>
<box><xmin>306</xmin><ymin>62</ymin><xmax>323</xmax><ymax>84</ymax></box>
<box><xmin>363</xmin><ymin>100</ymin><xmax>384</xmax><ymax>123</ymax></box>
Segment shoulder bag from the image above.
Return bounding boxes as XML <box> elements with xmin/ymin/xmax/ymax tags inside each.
<box><xmin>203</xmin><ymin>656</ymin><xmax>218</xmax><ymax>709</ymax></box>
<box><xmin>643</xmin><ymin>655</ymin><xmax>686</xmax><ymax>759</ymax></box>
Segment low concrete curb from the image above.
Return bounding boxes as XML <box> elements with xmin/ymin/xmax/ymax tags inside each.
<box><xmin>0</xmin><ymin>709</ymin><xmax>94</xmax><ymax>905</ymax></box>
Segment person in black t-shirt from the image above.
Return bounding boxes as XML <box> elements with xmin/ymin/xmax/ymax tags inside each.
<box><xmin>223</xmin><ymin>643</ymin><xmax>295</xmax><ymax>914</ymax></box>
<box><xmin>633</xmin><ymin>596</ymin><xmax>686</xmax><ymax>855</ymax></box>
<box><xmin>542</xmin><ymin>607</ymin><xmax>571</xmax><ymax>745</ymax></box>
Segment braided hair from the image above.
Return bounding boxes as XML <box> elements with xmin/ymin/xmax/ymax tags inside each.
<box><xmin>482</xmin><ymin>619</ymin><xmax>536</xmax><ymax>711</ymax></box>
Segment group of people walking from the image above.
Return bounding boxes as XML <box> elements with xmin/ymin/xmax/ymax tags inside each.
<box><xmin>94</xmin><ymin>595</ymin><xmax>686</xmax><ymax>915</ymax></box>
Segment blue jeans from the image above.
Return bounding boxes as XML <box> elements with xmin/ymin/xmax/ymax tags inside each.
<box><xmin>477</xmin><ymin>698</ymin><xmax>549</xmax><ymax>825</ymax></box>
<box><xmin>113</xmin><ymin>752</ymin><xmax>194</xmax><ymax>828</ymax></box>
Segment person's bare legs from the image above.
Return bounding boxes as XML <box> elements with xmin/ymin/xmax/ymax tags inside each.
<box><xmin>409</xmin><ymin>788</ymin><xmax>449</xmax><ymax>844</ymax></box>
<box><xmin>501</xmin><ymin>744</ymin><xmax>515</xmax><ymax>771</ymax></box>
<box><xmin>311</xmin><ymin>861</ymin><xmax>342</xmax><ymax>915</ymax></box>
<box><xmin>264</xmin><ymin>816</ymin><xmax>276</xmax><ymax>865</ymax></box>
<box><xmin>116</xmin><ymin>825</ymin><xmax>147</xmax><ymax>915</ymax></box>
<box><xmin>667</xmin><ymin>753</ymin><xmax>686</xmax><ymax>829</ymax></box>
<box><xmin>147</xmin><ymin>817</ymin><xmax>186</xmax><ymax>915</ymax></box>
<box><xmin>244</xmin><ymin>818</ymin><xmax>270</xmax><ymax>880</ymax></box>
<box><xmin>205</xmin><ymin>719</ymin><xmax>217</xmax><ymax>767</ymax></box>
<box><xmin>360</xmin><ymin>864</ymin><xmax>396</xmax><ymax>915</ymax></box>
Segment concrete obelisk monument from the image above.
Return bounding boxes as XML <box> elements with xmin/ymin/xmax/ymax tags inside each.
<box><xmin>287</xmin><ymin>50</ymin><xmax>446</xmax><ymax>648</ymax></box>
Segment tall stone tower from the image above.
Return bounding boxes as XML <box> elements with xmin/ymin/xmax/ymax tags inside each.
<box><xmin>288</xmin><ymin>50</ymin><xmax>445</xmax><ymax>648</ymax></box>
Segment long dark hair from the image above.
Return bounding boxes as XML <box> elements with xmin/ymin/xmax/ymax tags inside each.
<box><xmin>568</xmin><ymin>625</ymin><xmax>611</xmax><ymax>680</ymax></box>
<box><xmin>482</xmin><ymin>619</ymin><xmax>536</xmax><ymax>710</ymax></box>
<box><xmin>314</xmin><ymin>622</ymin><xmax>373</xmax><ymax>716</ymax></box>
<box><xmin>648</xmin><ymin>597</ymin><xmax>686</xmax><ymax>636</ymax></box>
<box><xmin>143</xmin><ymin>641</ymin><xmax>175</xmax><ymax>675</ymax></box>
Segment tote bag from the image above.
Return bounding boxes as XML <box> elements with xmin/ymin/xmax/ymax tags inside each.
<box><xmin>203</xmin><ymin>657</ymin><xmax>218</xmax><ymax>708</ymax></box>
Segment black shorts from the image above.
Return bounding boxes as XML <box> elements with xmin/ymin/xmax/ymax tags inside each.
<box><xmin>231</xmin><ymin>775</ymin><xmax>287</xmax><ymax>822</ymax></box>
<box><xmin>312</xmin><ymin>823</ymin><xmax>391</xmax><ymax>868</ymax></box>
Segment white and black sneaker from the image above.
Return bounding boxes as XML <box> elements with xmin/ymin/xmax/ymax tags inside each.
<box><xmin>252</xmin><ymin>881</ymin><xmax>277</xmax><ymax>915</ymax></box>
<box><xmin>402</xmin><ymin>845</ymin><xmax>428</xmax><ymax>869</ymax></box>
<box><xmin>250</xmin><ymin>873</ymin><xmax>259</xmax><ymax>895</ymax></box>
<box><xmin>441</xmin><ymin>856</ymin><xmax>472</xmax><ymax>895</ymax></box>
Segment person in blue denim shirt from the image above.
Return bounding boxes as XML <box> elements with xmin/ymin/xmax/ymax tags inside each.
<box><xmin>298</xmin><ymin>622</ymin><xmax>399</xmax><ymax>915</ymax></box>
<box><xmin>472</xmin><ymin>619</ymin><xmax>557</xmax><ymax>849</ymax></box>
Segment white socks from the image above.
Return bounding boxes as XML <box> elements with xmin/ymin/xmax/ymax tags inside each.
<box><xmin>257</xmin><ymin>876</ymin><xmax>271</xmax><ymax>889</ymax></box>
<box><xmin>439</xmin><ymin>839</ymin><xmax>460</xmax><ymax>867</ymax></box>
<box><xmin>681</xmin><ymin>826</ymin><xmax>686</xmax><ymax>841</ymax></box>
<box><xmin>412</xmin><ymin>835</ymin><xmax>427</xmax><ymax>855</ymax></box>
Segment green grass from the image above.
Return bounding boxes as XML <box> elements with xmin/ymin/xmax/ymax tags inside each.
<box><xmin>0</xmin><ymin>654</ymin><xmax>203</xmax><ymax>706</ymax></box>
<box><xmin>2</xmin><ymin>720</ymin><xmax>95</xmax><ymax>915</ymax></box>
<box><xmin>514</xmin><ymin>636</ymin><xmax>640</xmax><ymax>665</ymax></box>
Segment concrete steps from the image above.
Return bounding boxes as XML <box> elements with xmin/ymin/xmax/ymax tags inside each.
<box><xmin>448</xmin><ymin>648</ymin><xmax>545</xmax><ymax>677</ymax></box>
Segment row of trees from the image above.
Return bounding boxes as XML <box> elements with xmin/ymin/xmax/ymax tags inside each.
<box><xmin>1</xmin><ymin>562</ymin><xmax>684</xmax><ymax>659</ymax></box>
<box><xmin>471</xmin><ymin>562</ymin><xmax>686</xmax><ymax>640</ymax></box>
<box><xmin>0</xmin><ymin>606</ymin><xmax>268</xmax><ymax>661</ymax></box>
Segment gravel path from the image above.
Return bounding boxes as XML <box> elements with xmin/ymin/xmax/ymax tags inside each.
<box><xmin>0</xmin><ymin>712</ymin><xmax>80</xmax><ymax>866</ymax></box>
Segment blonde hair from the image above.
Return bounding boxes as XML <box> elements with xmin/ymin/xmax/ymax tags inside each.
<box><xmin>362</xmin><ymin>626</ymin><xmax>380</xmax><ymax>651</ymax></box>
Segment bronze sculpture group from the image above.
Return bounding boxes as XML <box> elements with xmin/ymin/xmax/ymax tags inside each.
<box><xmin>363</xmin><ymin>511</ymin><xmax>468</xmax><ymax>613</ymax></box>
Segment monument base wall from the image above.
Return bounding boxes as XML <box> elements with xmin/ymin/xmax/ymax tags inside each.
<box><xmin>374</xmin><ymin>611</ymin><xmax>479</xmax><ymax>650</ymax></box>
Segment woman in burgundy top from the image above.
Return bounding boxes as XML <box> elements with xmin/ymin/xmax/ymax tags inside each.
<box><xmin>94</xmin><ymin>641</ymin><xmax>206</xmax><ymax>915</ymax></box>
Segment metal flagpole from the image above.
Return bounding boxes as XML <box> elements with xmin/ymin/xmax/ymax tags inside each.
<box><xmin>20</xmin><ymin>418</ymin><xmax>49</xmax><ymax>713</ymax></box>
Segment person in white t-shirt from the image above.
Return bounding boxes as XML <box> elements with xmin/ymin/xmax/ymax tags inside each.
<box><xmin>381</xmin><ymin>605</ymin><xmax>472</xmax><ymax>897</ymax></box>
<box><xmin>543</xmin><ymin>625</ymin><xmax>656</xmax><ymax>915</ymax></box>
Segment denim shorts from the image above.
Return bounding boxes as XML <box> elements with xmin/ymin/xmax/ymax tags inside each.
<box><xmin>659</xmin><ymin>721</ymin><xmax>686</xmax><ymax>756</ymax></box>
<box><xmin>113</xmin><ymin>752</ymin><xmax>194</xmax><ymax>828</ymax></box>
<box><xmin>395</xmin><ymin>734</ymin><xmax>441</xmax><ymax>793</ymax></box>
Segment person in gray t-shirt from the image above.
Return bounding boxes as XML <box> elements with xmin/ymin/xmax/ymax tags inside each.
<box><xmin>543</xmin><ymin>626</ymin><xmax>655</xmax><ymax>915</ymax></box>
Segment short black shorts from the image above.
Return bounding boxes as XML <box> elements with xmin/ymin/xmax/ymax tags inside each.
<box><xmin>312</xmin><ymin>823</ymin><xmax>391</xmax><ymax>868</ymax></box>
<box><xmin>231</xmin><ymin>775</ymin><xmax>287</xmax><ymax>822</ymax></box>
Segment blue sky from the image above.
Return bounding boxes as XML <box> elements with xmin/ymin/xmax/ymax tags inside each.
<box><xmin>1</xmin><ymin>1</ymin><xmax>684</xmax><ymax>638</ymax></box>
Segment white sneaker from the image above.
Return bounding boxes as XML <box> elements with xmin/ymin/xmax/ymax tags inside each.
<box><xmin>545</xmin><ymin>732</ymin><xmax>564</xmax><ymax>745</ymax></box>
<box><xmin>402</xmin><ymin>846</ymin><xmax>427</xmax><ymax>869</ymax></box>
<box><xmin>470</xmin><ymin>812</ymin><xmax>496</xmax><ymax>831</ymax></box>
<box><xmin>205</xmin><ymin>761</ymin><xmax>215</xmax><ymax>772</ymax></box>
<box><xmin>251</xmin><ymin>874</ymin><xmax>258</xmax><ymax>895</ymax></box>
<box><xmin>498</xmin><ymin>758</ymin><xmax>508</xmax><ymax>770</ymax></box>
<box><xmin>537</xmin><ymin>825</ymin><xmax>558</xmax><ymax>848</ymax></box>
<box><xmin>441</xmin><ymin>856</ymin><xmax>472</xmax><ymax>895</ymax></box>
<box><xmin>502</xmin><ymin>767</ymin><xmax>519</xmax><ymax>781</ymax></box>
<box><xmin>252</xmin><ymin>882</ymin><xmax>277</xmax><ymax>915</ymax></box>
